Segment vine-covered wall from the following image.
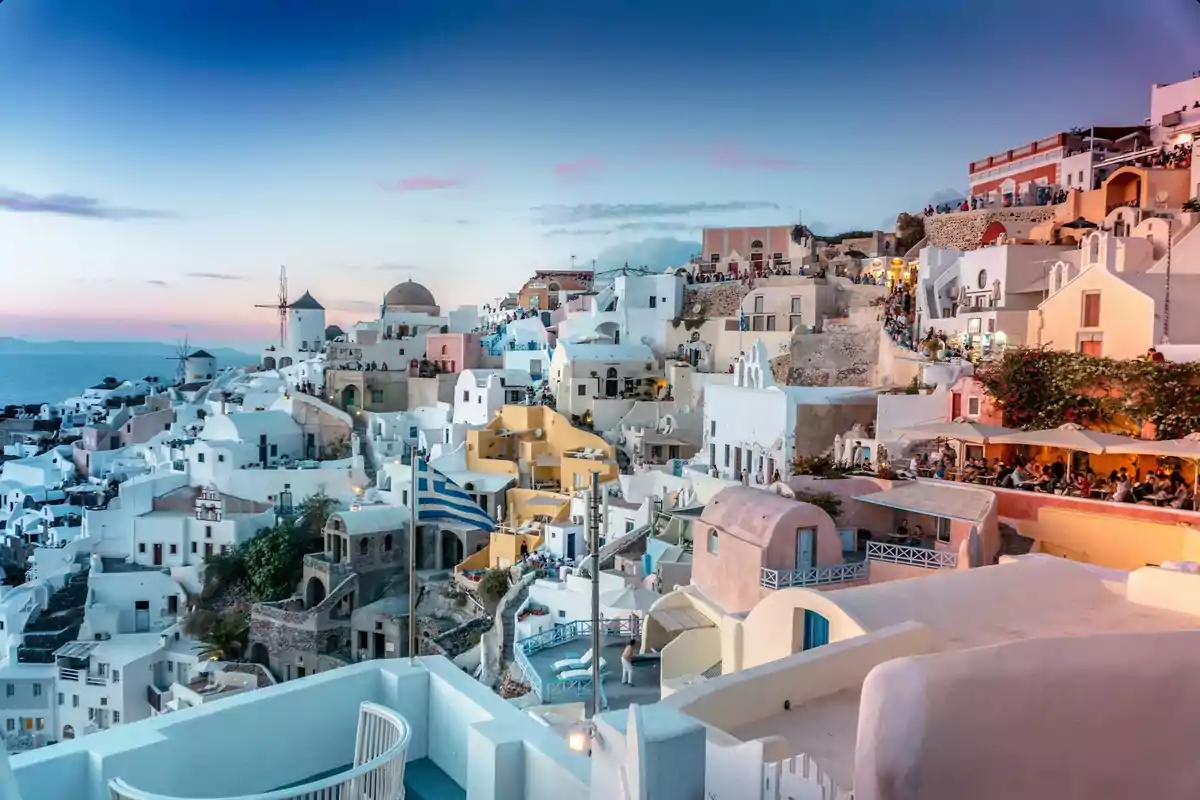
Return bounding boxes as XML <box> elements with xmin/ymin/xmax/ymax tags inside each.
<box><xmin>974</xmin><ymin>348</ymin><xmax>1200</xmax><ymax>440</ymax></box>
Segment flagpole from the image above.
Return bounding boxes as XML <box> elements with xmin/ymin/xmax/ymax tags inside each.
<box><xmin>408</xmin><ymin>444</ymin><xmax>418</xmax><ymax>664</ymax></box>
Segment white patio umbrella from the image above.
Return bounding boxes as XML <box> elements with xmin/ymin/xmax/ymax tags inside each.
<box><xmin>599</xmin><ymin>587</ymin><xmax>659</xmax><ymax>614</ymax></box>
<box><xmin>896</xmin><ymin>421</ymin><xmax>1017</xmax><ymax>444</ymax></box>
<box><xmin>988</xmin><ymin>422</ymin><xmax>1138</xmax><ymax>455</ymax></box>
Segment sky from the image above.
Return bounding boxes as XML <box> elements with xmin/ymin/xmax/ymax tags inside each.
<box><xmin>1</xmin><ymin>0</ymin><xmax>1198</xmax><ymax>348</ymax></box>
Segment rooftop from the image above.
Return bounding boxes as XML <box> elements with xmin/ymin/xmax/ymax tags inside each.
<box><xmin>556</xmin><ymin>340</ymin><xmax>655</xmax><ymax>362</ymax></box>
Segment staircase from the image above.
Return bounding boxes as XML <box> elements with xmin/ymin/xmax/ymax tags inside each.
<box><xmin>500</xmin><ymin>581</ymin><xmax>530</xmax><ymax>665</ymax></box>
<box><xmin>352</xmin><ymin>419</ymin><xmax>378</xmax><ymax>488</ymax></box>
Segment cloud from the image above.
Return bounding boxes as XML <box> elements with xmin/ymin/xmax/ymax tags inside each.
<box><xmin>378</xmin><ymin>175</ymin><xmax>464</xmax><ymax>192</ymax></box>
<box><xmin>545</xmin><ymin>221</ymin><xmax>702</xmax><ymax>237</ymax></box>
<box><xmin>375</xmin><ymin>262</ymin><xmax>424</xmax><ymax>271</ymax></box>
<box><xmin>707</xmin><ymin>142</ymin><xmax>797</xmax><ymax>172</ymax></box>
<box><xmin>553</xmin><ymin>157</ymin><xmax>604</xmax><ymax>180</ymax></box>
<box><xmin>187</xmin><ymin>272</ymin><xmax>244</xmax><ymax>281</ymax></box>
<box><xmin>146</xmin><ymin>279</ymin><xmax>169</xmax><ymax>287</ymax></box>
<box><xmin>589</xmin><ymin>237</ymin><xmax>701</xmax><ymax>273</ymax></box>
<box><xmin>534</xmin><ymin>201</ymin><xmax>779</xmax><ymax>225</ymax></box>
<box><xmin>0</xmin><ymin>188</ymin><xmax>173</xmax><ymax>220</ymax></box>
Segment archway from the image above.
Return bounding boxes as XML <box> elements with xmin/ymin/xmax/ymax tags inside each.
<box><xmin>979</xmin><ymin>221</ymin><xmax>1007</xmax><ymax>247</ymax></box>
<box><xmin>1104</xmin><ymin>169</ymin><xmax>1142</xmax><ymax>213</ymax></box>
<box><xmin>62</xmin><ymin>725</ymin><xmax>75</xmax><ymax>740</ymax></box>
<box><xmin>279</xmin><ymin>356</ymin><xmax>293</xmax><ymax>369</ymax></box>
<box><xmin>249</xmin><ymin>642</ymin><xmax>270</xmax><ymax>668</ymax></box>
<box><xmin>304</xmin><ymin>575</ymin><xmax>327</xmax><ymax>609</ymax></box>
<box><xmin>440</xmin><ymin>531</ymin><xmax>464</xmax><ymax>568</ymax></box>
<box><xmin>341</xmin><ymin>384</ymin><xmax>359</xmax><ymax>411</ymax></box>
<box><xmin>605</xmin><ymin>367</ymin><xmax>619</xmax><ymax>398</ymax></box>
<box><xmin>262</xmin><ymin>356</ymin><xmax>277</xmax><ymax>370</ymax></box>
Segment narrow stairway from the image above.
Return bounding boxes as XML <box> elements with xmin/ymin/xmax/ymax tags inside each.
<box><xmin>501</xmin><ymin>582</ymin><xmax>530</xmax><ymax>665</ymax></box>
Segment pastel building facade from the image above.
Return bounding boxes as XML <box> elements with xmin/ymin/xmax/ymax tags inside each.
<box><xmin>700</xmin><ymin>225</ymin><xmax>815</xmax><ymax>276</ymax></box>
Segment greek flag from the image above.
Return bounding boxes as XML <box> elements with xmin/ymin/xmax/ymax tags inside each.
<box><xmin>414</xmin><ymin>458</ymin><xmax>494</xmax><ymax>530</ymax></box>
<box><xmin>739</xmin><ymin>309</ymin><xmax>749</xmax><ymax>332</ymax></box>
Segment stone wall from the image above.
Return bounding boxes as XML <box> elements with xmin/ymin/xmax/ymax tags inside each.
<box><xmin>922</xmin><ymin>207</ymin><xmax>1055</xmax><ymax>251</ymax></box>
<box><xmin>681</xmin><ymin>282</ymin><xmax>750</xmax><ymax>320</ymax></box>
<box><xmin>784</xmin><ymin>321</ymin><xmax>881</xmax><ymax>386</ymax></box>
<box><xmin>248</xmin><ymin>614</ymin><xmax>349</xmax><ymax>681</ymax></box>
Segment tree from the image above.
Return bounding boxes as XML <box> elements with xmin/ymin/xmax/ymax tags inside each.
<box><xmin>190</xmin><ymin>611</ymin><xmax>249</xmax><ymax>662</ymax></box>
<box><xmin>477</xmin><ymin>568</ymin><xmax>511</xmax><ymax>604</ymax></box>
<box><xmin>199</xmin><ymin>549</ymin><xmax>246</xmax><ymax>603</ymax></box>
<box><xmin>320</xmin><ymin>437</ymin><xmax>352</xmax><ymax>460</ymax></box>
<box><xmin>894</xmin><ymin>212</ymin><xmax>926</xmax><ymax>254</ymax></box>
<box><xmin>242</xmin><ymin>520</ymin><xmax>307</xmax><ymax>602</ymax></box>
<box><xmin>793</xmin><ymin>490</ymin><xmax>843</xmax><ymax>522</ymax></box>
<box><xmin>295</xmin><ymin>490</ymin><xmax>337</xmax><ymax>550</ymax></box>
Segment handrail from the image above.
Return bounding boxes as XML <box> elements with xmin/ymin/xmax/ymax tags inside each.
<box><xmin>759</xmin><ymin>561</ymin><xmax>867</xmax><ymax>590</ymax></box>
<box><xmin>514</xmin><ymin>618</ymin><xmax>640</xmax><ymax>705</ymax></box>
<box><xmin>109</xmin><ymin>702</ymin><xmax>410</xmax><ymax>800</ymax></box>
<box><xmin>866</xmin><ymin>541</ymin><xmax>958</xmax><ymax>569</ymax></box>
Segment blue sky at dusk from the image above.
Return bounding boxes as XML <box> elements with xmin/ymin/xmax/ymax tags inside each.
<box><xmin>1</xmin><ymin>0</ymin><xmax>1198</xmax><ymax>347</ymax></box>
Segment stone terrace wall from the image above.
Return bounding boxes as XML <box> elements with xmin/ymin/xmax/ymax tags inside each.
<box><xmin>681</xmin><ymin>282</ymin><xmax>750</xmax><ymax>319</ymax></box>
<box><xmin>785</xmin><ymin>321</ymin><xmax>880</xmax><ymax>386</ymax></box>
<box><xmin>923</xmin><ymin>207</ymin><xmax>1055</xmax><ymax>251</ymax></box>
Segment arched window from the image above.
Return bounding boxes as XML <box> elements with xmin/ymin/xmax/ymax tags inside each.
<box><xmin>605</xmin><ymin>367</ymin><xmax>619</xmax><ymax>398</ymax></box>
<box><xmin>750</xmin><ymin>239</ymin><xmax>764</xmax><ymax>249</ymax></box>
<box><xmin>441</xmin><ymin>344</ymin><xmax>449</xmax><ymax>355</ymax></box>
<box><xmin>384</xmin><ymin>534</ymin><xmax>393</xmax><ymax>551</ymax></box>
<box><xmin>1089</xmin><ymin>234</ymin><xmax>1100</xmax><ymax>263</ymax></box>
<box><xmin>708</xmin><ymin>530</ymin><xmax>719</xmax><ymax>554</ymax></box>
<box><xmin>359</xmin><ymin>537</ymin><xmax>369</xmax><ymax>555</ymax></box>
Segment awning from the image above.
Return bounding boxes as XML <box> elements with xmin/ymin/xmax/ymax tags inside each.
<box><xmin>895</xmin><ymin>421</ymin><xmax>1016</xmax><ymax>444</ymax></box>
<box><xmin>54</xmin><ymin>642</ymin><xmax>98</xmax><ymax>659</ymax></box>
<box><xmin>989</xmin><ymin>424</ymin><xmax>1139</xmax><ymax>455</ymax></box>
<box><xmin>854</xmin><ymin>481</ymin><xmax>992</xmax><ymax>523</ymax></box>
<box><xmin>650</xmin><ymin>606</ymin><xmax>714</xmax><ymax>634</ymax></box>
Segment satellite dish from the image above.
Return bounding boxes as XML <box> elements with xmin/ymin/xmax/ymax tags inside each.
<box><xmin>678</xmin><ymin>404</ymin><xmax>692</xmax><ymax>415</ymax></box>
<box><xmin>692</xmin><ymin>302</ymin><xmax>703</xmax><ymax>315</ymax></box>
<box><xmin>534</xmin><ymin>428</ymin><xmax>544</xmax><ymax>438</ymax></box>
<box><xmin>658</xmin><ymin>414</ymin><xmax>677</xmax><ymax>436</ymax></box>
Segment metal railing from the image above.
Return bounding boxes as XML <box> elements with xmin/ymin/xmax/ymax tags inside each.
<box><xmin>109</xmin><ymin>701</ymin><xmax>411</xmax><ymax>800</ymax></box>
<box><xmin>759</xmin><ymin>562</ymin><xmax>868</xmax><ymax>590</ymax></box>
<box><xmin>866</xmin><ymin>541</ymin><xmax>958</xmax><ymax>569</ymax></box>
<box><xmin>514</xmin><ymin>618</ymin><xmax>639</xmax><ymax>705</ymax></box>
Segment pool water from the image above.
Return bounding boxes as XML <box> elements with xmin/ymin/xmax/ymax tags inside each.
<box><xmin>272</xmin><ymin>757</ymin><xmax>465</xmax><ymax>799</ymax></box>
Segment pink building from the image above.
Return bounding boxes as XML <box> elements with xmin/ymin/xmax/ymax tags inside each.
<box><xmin>700</xmin><ymin>225</ymin><xmax>810</xmax><ymax>277</ymax></box>
<box><xmin>425</xmin><ymin>332</ymin><xmax>481</xmax><ymax>375</ymax></box>
<box><xmin>946</xmin><ymin>376</ymin><xmax>1003</xmax><ymax>425</ymax></box>
<box><xmin>691</xmin><ymin>486</ymin><xmax>843</xmax><ymax>613</ymax></box>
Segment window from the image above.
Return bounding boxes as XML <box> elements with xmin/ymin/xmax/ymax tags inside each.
<box><xmin>558</xmin><ymin>609</ymin><xmax>566</xmax><ymax>618</ymax></box>
<box><xmin>217</xmin><ymin>454</ymin><xmax>225</xmax><ymax>463</ymax></box>
<box><xmin>578</xmin><ymin>383</ymin><xmax>586</xmax><ymax>396</ymax></box>
<box><xmin>773</xmin><ymin>252</ymin><xmax>783</xmax><ymax>260</ymax></box>
<box><xmin>32</xmin><ymin>684</ymin><xmax>41</xmax><ymax>697</ymax></box>
<box><xmin>359</xmin><ymin>537</ymin><xmax>369</xmax><ymax>555</ymax></box>
<box><xmin>5</xmin><ymin>719</ymin><xmax>11</xmax><ymax>732</ymax></box>
<box><xmin>1078</xmin><ymin>333</ymin><xmax>1103</xmax><ymax>356</ymax></box>
<box><xmin>205</xmin><ymin>526</ymin><xmax>212</xmax><ymax>539</ymax></box>
<box><xmin>371</xmin><ymin>390</ymin><xmax>384</xmax><ymax>404</ymax></box>
<box><xmin>626</xmin><ymin>520</ymin><xmax>635</xmax><ymax>533</ymax></box>
<box><xmin>462</xmin><ymin>390</ymin><xmax>469</xmax><ymax>402</ymax></box>
<box><xmin>167</xmin><ymin>661</ymin><xmax>173</xmax><ymax>673</ymax></box>
<box><xmin>967</xmin><ymin>397</ymin><xmax>981</xmax><ymax>416</ymax></box>
<box><xmin>113</xmin><ymin>711</ymin><xmax>120</xmax><ymax>724</ymax></box>
<box><xmin>384</xmin><ymin>534</ymin><xmax>393</xmax><ymax>551</ymax></box>
<box><xmin>707</xmin><ymin>530</ymin><xmax>719</xmax><ymax>554</ymax></box>
<box><xmin>167</xmin><ymin>595</ymin><xmax>178</xmax><ymax>615</ymax></box>
<box><xmin>723</xmin><ymin>444</ymin><xmax>731</xmax><ymax>467</ymax></box>
<box><xmin>753</xmin><ymin>295</ymin><xmax>764</xmax><ymax>314</ymax></box>
<box><xmin>197</xmin><ymin>453</ymin><xmax>205</xmax><ymax>464</ymax></box>
<box><xmin>648</xmin><ymin>296</ymin><xmax>657</xmax><ymax>308</ymax></box>
<box><xmin>270</xmin><ymin>444</ymin><xmax>278</xmax><ymax>457</ymax></box>
<box><xmin>976</xmin><ymin>269</ymin><xmax>987</xmax><ymax>290</ymax></box>
<box><xmin>112</xmin><ymin>670</ymin><xmax>120</xmax><ymax>683</ymax></box>
<box><xmin>169</xmin><ymin>544</ymin><xmax>177</xmax><ymax>555</ymax></box>
<box><xmin>137</xmin><ymin>542</ymin><xmax>146</xmax><ymax>554</ymax></box>
<box><xmin>72</xmin><ymin>695</ymin><xmax>79</xmax><ymax>708</ymax></box>
<box><xmin>191</xmin><ymin>542</ymin><xmax>197</xmax><ymax>553</ymax></box>
<box><xmin>57</xmin><ymin>693</ymin><xmax>63</xmax><ymax>706</ymax></box>
<box><xmin>6</xmin><ymin>684</ymin><xmax>13</xmax><ymax>697</ymax></box>
<box><xmin>1081</xmin><ymin>292</ymin><xmax>1101</xmax><ymax>327</ymax></box>
<box><xmin>709</xmin><ymin>253</ymin><xmax>720</xmax><ymax>263</ymax></box>
<box><xmin>710</xmin><ymin>420</ymin><xmax>716</xmax><ymax>436</ymax></box>
<box><xmin>750</xmin><ymin>239</ymin><xmax>764</xmax><ymax>249</ymax></box>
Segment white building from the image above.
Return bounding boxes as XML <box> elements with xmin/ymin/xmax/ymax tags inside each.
<box><xmin>549</xmin><ymin>341</ymin><xmax>659</xmax><ymax>420</ymax></box>
<box><xmin>197</xmin><ymin>410</ymin><xmax>304</xmax><ymax>469</ymax></box>
<box><xmin>181</xmin><ymin>351</ymin><xmax>217</xmax><ymax>385</ymax></box>
<box><xmin>916</xmin><ymin>243</ymin><xmax>1076</xmax><ymax>354</ymax></box>
<box><xmin>453</xmin><ymin>370</ymin><xmax>533</xmax><ymax>427</ymax></box>
<box><xmin>701</xmin><ymin>341</ymin><xmax>878</xmax><ymax>482</ymax></box>
<box><xmin>128</xmin><ymin>485</ymin><xmax>275</xmax><ymax>569</ymax></box>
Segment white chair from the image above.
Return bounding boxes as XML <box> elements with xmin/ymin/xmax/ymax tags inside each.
<box><xmin>553</xmin><ymin>648</ymin><xmax>595</xmax><ymax>672</ymax></box>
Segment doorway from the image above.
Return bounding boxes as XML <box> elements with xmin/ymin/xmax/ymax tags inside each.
<box><xmin>152</xmin><ymin>543</ymin><xmax>163</xmax><ymax>566</ymax></box>
<box><xmin>566</xmin><ymin>531</ymin><xmax>576</xmax><ymax>559</ymax></box>
<box><xmin>373</xmin><ymin>632</ymin><xmax>386</xmax><ymax>659</ymax></box>
<box><xmin>802</xmin><ymin>609</ymin><xmax>829</xmax><ymax>650</ymax></box>
<box><xmin>135</xmin><ymin>601</ymin><xmax>150</xmax><ymax>633</ymax></box>
<box><xmin>796</xmin><ymin>527</ymin><xmax>816</xmax><ymax>570</ymax></box>
<box><xmin>605</xmin><ymin>368</ymin><xmax>618</xmax><ymax>398</ymax></box>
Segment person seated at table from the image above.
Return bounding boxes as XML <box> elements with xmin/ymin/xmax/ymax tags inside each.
<box><xmin>1170</xmin><ymin>481</ymin><xmax>1193</xmax><ymax>509</ymax></box>
<box><xmin>1073</xmin><ymin>472</ymin><xmax>1091</xmax><ymax>497</ymax></box>
<box><xmin>1111</xmin><ymin>474</ymin><xmax>1134</xmax><ymax>503</ymax></box>
<box><xmin>934</xmin><ymin>462</ymin><xmax>947</xmax><ymax>480</ymax></box>
<box><xmin>909</xmin><ymin>523</ymin><xmax>925</xmax><ymax>547</ymax></box>
<box><xmin>909</xmin><ymin>453</ymin><xmax>923</xmax><ymax>474</ymax></box>
<box><xmin>1000</xmin><ymin>461</ymin><xmax>1029</xmax><ymax>488</ymax></box>
<box><xmin>894</xmin><ymin>520</ymin><xmax>909</xmax><ymax>540</ymax></box>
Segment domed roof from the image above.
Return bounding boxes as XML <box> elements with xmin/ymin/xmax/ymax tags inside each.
<box><xmin>324</xmin><ymin>325</ymin><xmax>345</xmax><ymax>341</ymax></box>
<box><xmin>384</xmin><ymin>280</ymin><xmax>436</xmax><ymax>308</ymax></box>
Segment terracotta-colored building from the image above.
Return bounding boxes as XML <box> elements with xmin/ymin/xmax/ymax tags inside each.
<box><xmin>516</xmin><ymin>270</ymin><xmax>593</xmax><ymax>311</ymax></box>
<box><xmin>425</xmin><ymin>332</ymin><xmax>481</xmax><ymax>375</ymax></box>
<box><xmin>690</xmin><ymin>486</ymin><xmax>842</xmax><ymax>614</ymax></box>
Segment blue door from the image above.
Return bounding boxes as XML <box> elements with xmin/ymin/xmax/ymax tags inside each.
<box><xmin>803</xmin><ymin>610</ymin><xmax>829</xmax><ymax>650</ymax></box>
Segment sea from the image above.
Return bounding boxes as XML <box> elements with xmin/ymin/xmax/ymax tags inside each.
<box><xmin>0</xmin><ymin>353</ymin><xmax>183</xmax><ymax>407</ymax></box>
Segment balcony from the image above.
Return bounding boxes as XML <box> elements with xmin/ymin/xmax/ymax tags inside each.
<box><xmin>866</xmin><ymin>541</ymin><xmax>958</xmax><ymax>569</ymax></box>
<box><xmin>759</xmin><ymin>561</ymin><xmax>868</xmax><ymax>590</ymax></box>
<box><xmin>109</xmin><ymin>702</ymin><xmax>412</xmax><ymax>800</ymax></box>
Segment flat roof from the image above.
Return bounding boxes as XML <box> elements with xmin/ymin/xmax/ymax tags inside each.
<box><xmin>853</xmin><ymin>480</ymin><xmax>993</xmax><ymax>523</ymax></box>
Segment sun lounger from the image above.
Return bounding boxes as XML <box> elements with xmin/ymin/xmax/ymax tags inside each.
<box><xmin>552</xmin><ymin>648</ymin><xmax>594</xmax><ymax>672</ymax></box>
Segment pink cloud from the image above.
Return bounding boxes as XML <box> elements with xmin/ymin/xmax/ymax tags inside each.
<box><xmin>553</xmin><ymin>157</ymin><xmax>605</xmax><ymax>180</ymax></box>
<box><xmin>708</xmin><ymin>141</ymin><xmax>796</xmax><ymax>172</ymax></box>
<box><xmin>378</xmin><ymin>175</ymin><xmax>465</xmax><ymax>192</ymax></box>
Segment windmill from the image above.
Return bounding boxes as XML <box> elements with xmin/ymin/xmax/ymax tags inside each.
<box><xmin>166</xmin><ymin>337</ymin><xmax>190</xmax><ymax>386</ymax></box>
<box><xmin>254</xmin><ymin>266</ymin><xmax>289</xmax><ymax>348</ymax></box>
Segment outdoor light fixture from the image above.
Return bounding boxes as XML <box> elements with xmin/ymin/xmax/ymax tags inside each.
<box><xmin>566</xmin><ymin>723</ymin><xmax>596</xmax><ymax>754</ymax></box>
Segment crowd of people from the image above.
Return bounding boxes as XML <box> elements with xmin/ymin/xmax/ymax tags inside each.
<box><xmin>912</xmin><ymin>451</ymin><xmax>1196</xmax><ymax>509</ymax></box>
<box><xmin>883</xmin><ymin>281</ymin><xmax>917</xmax><ymax>350</ymax></box>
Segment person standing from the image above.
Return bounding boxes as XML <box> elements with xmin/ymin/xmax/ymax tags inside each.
<box><xmin>621</xmin><ymin>639</ymin><xmax>637</xmax><ymax>685</ymax></box>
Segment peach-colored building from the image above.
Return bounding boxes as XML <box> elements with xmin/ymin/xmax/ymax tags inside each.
<box><xmin>516</xmin><ymin>270</ymin><xmax>593</xmax><ymax>311</ymax></box>
<box><xmin>690</xmin><ymin>486</ymin><xmax>843</xmax><ymax>614</ymax></box>
<box><xmin>424</xmin><ymin>331</ymin><xmax>481</xmax><ymax>375</ymax></box>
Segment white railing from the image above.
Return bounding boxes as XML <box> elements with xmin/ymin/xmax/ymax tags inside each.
<box><xmin>760</xmin><ymin>562</ymin><xmax>868</xmax><ymax>590</ymax></box>
<box><xmin>866</xmin><ymin>541</ymin><xmax>957</xmax><ymax>569</ymax></box>
<box><xmin>108</xmin><ymin>701</ymin><xmax>411</xmax><ymax>800</ymax></box>
<box><xmin>762</xmin><ymin>753</ymin><xmax>854</xmax><ymax>799</ymax></box>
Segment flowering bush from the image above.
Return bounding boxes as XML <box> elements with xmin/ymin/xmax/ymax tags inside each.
<box><xmin>974</xmin><ymin>347</ymin><xmax>1200</xmax><ymax>439</ymax></box>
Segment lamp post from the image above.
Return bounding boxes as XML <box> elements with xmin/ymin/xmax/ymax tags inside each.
<box><xmin>1163</xmin><ymin>216</ymin><xmax>1173</xmax><ymax>344</ymax></box>
<box><xmin>588</xmin><ymin>470</ymin><xmax>602</xmax><ymax>718</ymax></box>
